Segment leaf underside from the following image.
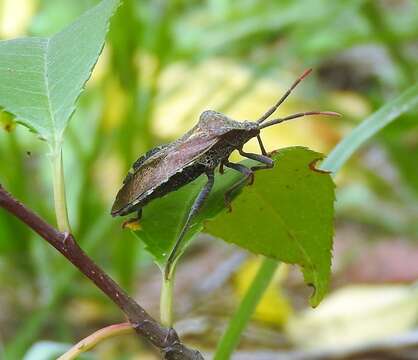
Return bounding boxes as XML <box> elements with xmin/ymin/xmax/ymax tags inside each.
<box><xmin>0</xmin><ymin>0</ymin><xmax>119</xmax><ymax>147</ymax></box>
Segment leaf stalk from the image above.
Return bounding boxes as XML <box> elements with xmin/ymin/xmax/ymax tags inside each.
<box><xmin>51</xmin><ymin>147</ymin><xmax>71</xmax><ymax>233</ymax></box>
<box><xmin>160</xmin><ymin>274</ymin><xmax>175</xmax><ymax>328</ymax></box>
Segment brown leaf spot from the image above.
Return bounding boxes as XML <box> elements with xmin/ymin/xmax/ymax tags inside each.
<box><xmin>4</xmin><ymin>122</ymin><xmax>15</xmax><ymax>132</ymax></box>
<box><xmin>308</xmin><ymin>158</ymin><xmax>331</xmax><ymax>174</ymax></box>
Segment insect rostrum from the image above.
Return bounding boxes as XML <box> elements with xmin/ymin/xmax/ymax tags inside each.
<box><xmin>111</xmin><ymin>69</ymin><xmax>339</xmax><ymax>277</ymax></box>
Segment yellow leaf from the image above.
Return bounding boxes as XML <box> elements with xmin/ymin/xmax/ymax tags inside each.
<box><xmin>234</xmin><ymin>257</ymin><xmax>293</xmax><ymax>326</ymax></box>
<box><xmin>287</xmin><ymin>284</ymin><xmax>418</xmax><ymax>349</ymax></box>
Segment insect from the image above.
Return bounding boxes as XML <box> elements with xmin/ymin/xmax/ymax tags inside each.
<box><xmin>111</xmin><ymin>69</ymin><xmax>339</xmax><ymax>275</ymax></box>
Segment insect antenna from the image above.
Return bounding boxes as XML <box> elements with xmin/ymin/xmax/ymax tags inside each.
<box><xmin>257</xmin><ymin>68</ymin><xmax>313</xmax><ymax>124</ymax></box>
<box><xmin>258</xmin><ymin>111</ymin><xmax>340</xmax><ymax>129</ymax></box>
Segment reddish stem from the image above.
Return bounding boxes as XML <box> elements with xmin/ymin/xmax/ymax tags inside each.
<box><xmin>0</xmin><ymin>184</ymin><xmax>203</xmax><ymax>360</ymax></box>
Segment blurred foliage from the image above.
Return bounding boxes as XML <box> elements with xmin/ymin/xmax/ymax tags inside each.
<box><xmin>0</xmin><ymin>0</ymin><xmax>418</xmax><ymax>358</ymax></box>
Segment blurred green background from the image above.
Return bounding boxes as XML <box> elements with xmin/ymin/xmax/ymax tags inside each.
<box><xmin>1</xmin><ymin>0</ymin><xmax>418</xmax><ymax>359</ymax></box>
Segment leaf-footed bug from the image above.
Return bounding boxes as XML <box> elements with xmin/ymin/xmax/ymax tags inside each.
<box><xmin>111</xmin><ymin>69</ymin><xmax>339</xmax><ymax>277</ymax></box>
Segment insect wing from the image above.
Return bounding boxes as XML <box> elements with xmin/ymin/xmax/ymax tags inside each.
<box><xmin>111</xmin><ymin>128</ymin><xmax>218</xmax><ymax>215</ymax></box>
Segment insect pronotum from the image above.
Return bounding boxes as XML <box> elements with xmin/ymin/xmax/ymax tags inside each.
<box><xmin>111</xmin><ymin>69</ymin><xmax>339</xmax><ymax>277</ymax></box>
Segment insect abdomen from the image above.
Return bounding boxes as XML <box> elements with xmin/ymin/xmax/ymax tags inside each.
<box><xmin>115</xmin><ymin>162</ymin><xmax>206</xmax><ymax>216</ymax></box>
<box><xmin>143</xmin><ymin>163</ymin><xmax>206</xmax><ymax>205</ymax></box>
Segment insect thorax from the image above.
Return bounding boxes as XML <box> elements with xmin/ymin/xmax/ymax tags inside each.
<box><xmin>197</xmin><ymin>128</ymin><xmax>259</xmax><ymax>169</ymax></box>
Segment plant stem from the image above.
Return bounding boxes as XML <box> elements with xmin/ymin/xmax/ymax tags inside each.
<box><xmin>160</xmin><ymin>274</ymin><xmax>174</xmax><ymax>327</ymax></box>
<box><xmin>51</xmin><ymin>147</ymin><xmax>71</xmax><ymax>233</ymax></box>
<box><xmin>4</xmin><ymin>215</ymin><xmax>113</xmax><ymax>359</ymax></box>
<box><xmin>0</xmin><ymin>185</ymin><xmax>204</xmax><ymax>360</ymax></box>
<box><xmin>214</xmin><ymin>257</ymin><xmax>278</xmax><ymax>360</ymax></box>
<box><xmin>58</xmin><ymin>322</ymin><xmax>133</xmax><ymax>360</ymax></box>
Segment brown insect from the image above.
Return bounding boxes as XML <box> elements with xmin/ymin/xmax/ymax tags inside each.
<box><xmin>111</xmin><ymin>69</ymin><xmax>339</xmax><ymax>275</ymax></box>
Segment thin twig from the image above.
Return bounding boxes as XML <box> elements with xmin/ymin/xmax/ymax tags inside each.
<box><xmin>58</xmin><ymin>322</ymin><xmax>133</xmax><ymax>360</ymax></box>
<box><xmin>0</xmin><ymin>184</ymin><xmax>203</xmax><ymax>360</ymax></box>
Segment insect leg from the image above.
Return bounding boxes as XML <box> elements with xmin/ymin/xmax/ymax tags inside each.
<box><xmin>256</xmin><ymin>135</ymin><xmax>268</xmax><ymax>155</ymax></box>
<box><xmin>223</xmin><ymin>161</ymin><xmax>254</xmax><ymax>212</ymax></box>
<box><xmin>165</xmin><ymin>170</ymin><xmax>215</xmax><ymax>279</ymax></box>
<box><xmin>219</xmin><ymin>162</ymin><xmax>225</xmax><ymax>174</ymax></box>
<box><xmin>239</xmin><ymin>149</ymin><xmax>274</xmax><ymax>171</ymax></box>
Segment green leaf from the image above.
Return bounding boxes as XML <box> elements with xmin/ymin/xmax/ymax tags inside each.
<box><xmin>133</xmin><ymin>146</ymin><xmax>334</xmax><ymax>306</ymax></box>
<box><xmin>131</xmin><ymin>148</ymin><xmax>261</xmax><ymax>267</ymax></box>
<box><xmin>132</xmin><ymin>179</ymin><xmax>204</xmax><ymax>267</ymax></box>
<box><xmin>132</xmin><ymin>165</ymin><xmax>241</xmax><ymax>267</ymax></box>
<box><xmin>205</xmin><ymin>147</ymin><xmax>335</xmax><ymax>307</ymax></box>
<box><xmin>321</xmin><ymin>83</ymin><xmax>418</xmax><ymax>174</ymax></box>
<box><xmin>0</xmin><ymin>0</ymin><xmax>119</xmax><ymax>148</ymax></box>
